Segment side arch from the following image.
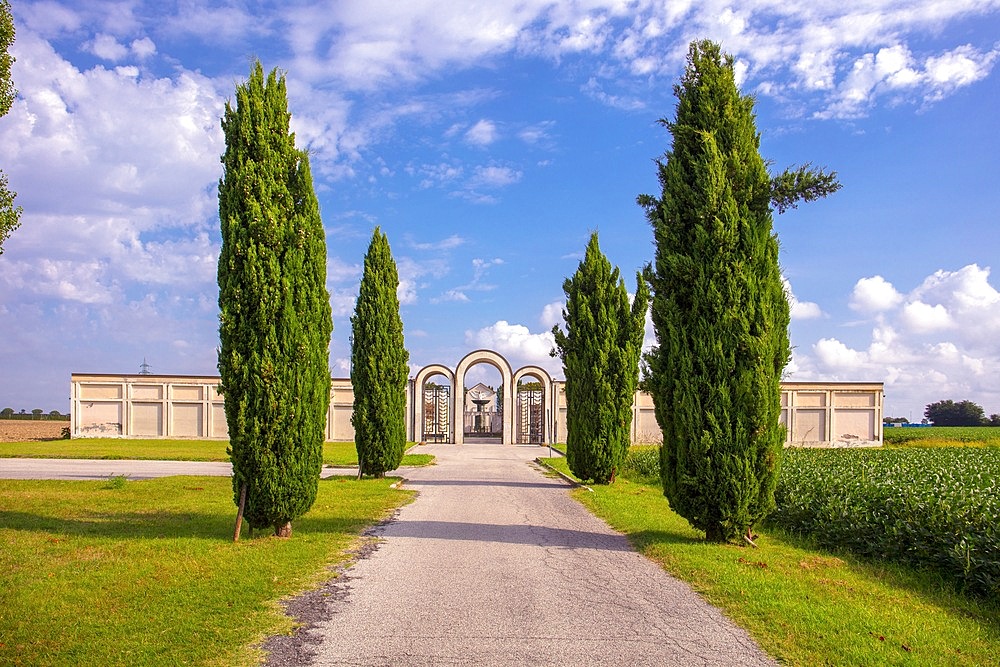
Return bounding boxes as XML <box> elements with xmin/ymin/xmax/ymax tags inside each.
<box><xmin>413</xmin><ymin>364</ymin><xmax>456</xmax><ymax>443</ymax></box>
<box><xmin>513</xmin><ymin>365</ymin><xmax>553</xmax><ymax>444</ymax></box>
<box><xmin>454</xmin><ymin>350</ymin><xmax>514</xmax><ymax>444</ymax></box>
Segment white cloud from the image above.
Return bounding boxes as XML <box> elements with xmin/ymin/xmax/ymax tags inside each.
<box><xmin>923</xmin><ymin>44</ymin><xmax>999</xmax><ymax>100</ymax></box>
<box><xmin>540</xmin><ymin>301</ymin><xmax>564</xmax><ymax>329</ymax></box>
<box><xmin>87</xmin><ymin>33</ymin><xmax>128</xmax><ymax>62</ymax></box>
<box><xmin>816</xmin><ymin>42</ymin><xmax>999</xmax><ymax>118</ymax></box>
<box><xmin>3</xmin><ymin>32</ymin><xmax>223</xmax><ymax>223</ymax></box>
<box><xmin>468</xmin><ymin>165</ymin><xmax>522</xmax><ymax>189</ymax></box>
<box><xmin>784</xmin><ymin>278</ymin><xmax>824</xmax><ymax>320</ymax></box>
<box><xmin>432</xmin><ymin>289</ymin><xmax>470</xmax><ymax>303</ymax></box>
<box><xmin>410</xmin><ymin>234</ymin><xmax>466</xmax><ymax>251</ymax></box>
<box><xmin>327</xmin><ymin>258</ymin><xmax>363</xmax><ymax>284</ymax></box>
<box><xmin>814</xmin><ymin>337</ymin><xmax>866</xmax><ymax>370</ymax></box>
<box><xmin>791</xmin><ymin>264</ymin><xmax>1000</xmax><ymax>418</ymax></box>
<box><xmin>18</xmin><ymin>2</ymin><xmax>82</xmax><ymax>37</ymax></box>
<box><xmin>465</xmin><ymin>119</ymin><xmax>499</xmax><ymax>146</ymax></box>
<box><xmin>850</xmin><ymin>275</ymin><xmax>904</xmax><ymax>312</ymax></box>
<box><xmin>910</xmin><ymin>264</ymin><xmax>1000</xmax><ymax>311</ymax></box>
<box><xmin>131</xmin><ymin>37</ymin><xmax>156</xmax><ymax>59</ymax></box>
<box><xmin>465</xmin><ymin>320</ymin><xmax>560</xmax><ymax>374</ymax></box>
<box><xmin>518</xmin><ymin>120</ymin><xmax>555</xmax><ymax>144</ymax></box>
<box><xmin>900</xmin><ymin>301</ymin><xmax>954</xmax><ymax>333</ymax></box>
<box><xmin>791</xmin><ymin>299</ymin><xmax>823</xmax><ymax>320</ymax></box>
<box><xmin>413</xmin><ymin>162</ymin><xmax>464</xmax><ymax>189</ymax></box>
<box><xmin>162</xmin><ymin>4</ymin><xmax>271</xmax><ymax>44</ymax></box>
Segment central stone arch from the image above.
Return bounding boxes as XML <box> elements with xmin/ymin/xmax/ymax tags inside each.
<box><xmin>454</xmin><ymin>349</ymin><xmax>514</xmax><ymax>445</ymax></box>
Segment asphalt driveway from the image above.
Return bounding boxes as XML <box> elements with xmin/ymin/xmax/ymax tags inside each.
<box><xmin>301</xmin><ymin>443</ymin><xmax>775</xmax><ymax>667</ymax></box>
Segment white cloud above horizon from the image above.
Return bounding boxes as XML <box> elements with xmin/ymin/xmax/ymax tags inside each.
<box><xmin>788</xmin><ymin>264</ymin><xmax>1000</xmax><ymax>418</ymax></box>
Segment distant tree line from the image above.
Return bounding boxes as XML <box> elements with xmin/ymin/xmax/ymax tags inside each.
<box><xmin>885</xmin><ymin>401</ymin><xmax>1000</xmax><ymax>426</ymax></box>
<box><xmin>924</xmin><ymin>400</ymin><xmax>1000</xmax><ymax>427</ymax></box>
<box><xmin>0</xmin><ymin>408</ymin><xmax>69</xmax><ymax>420</ymax></box>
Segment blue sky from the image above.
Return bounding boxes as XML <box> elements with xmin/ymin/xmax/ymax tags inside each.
<box><xmin>1</xmin><ymin>1</ymin><xmax>999</xmax><ymax>422</ymax></box>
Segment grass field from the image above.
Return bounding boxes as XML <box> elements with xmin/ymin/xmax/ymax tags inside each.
<box><xmin>0</xmin><ymin>475</ymin><xmax>414</xmax><ymax>667</ymax></box>
<box><xmin>541</xmin><ymin>454</ymin><xmax>1000</xmax><ymax>666</ymax></box>
<box><xmin>0</xmin><ymin>439</ymin><xmax>433</xmax><ymax>467</ymax></box>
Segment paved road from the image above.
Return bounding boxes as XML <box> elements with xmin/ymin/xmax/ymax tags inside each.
<box><xmin>0</xmin><ymin>458</ymin><xmax>357</xmax><ymax>480</ymax></box>
<box><xmin>307</xmin><ymin>443</ymin><xmax>775</xmax><ymax>667</ymax></box>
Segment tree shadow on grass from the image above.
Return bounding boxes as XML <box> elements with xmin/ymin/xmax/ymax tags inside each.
<box><xmin>0</xmin><ymin>508</ymin><xmax>393</xmax><ymax>543</ymax></box>
<box><xmin>0</xmin><ymin>509</ymin><xmax>239</xmax><ymax>541</ymax></box>
<box><xmin>625</xmin><ymin>529</ymin><xmax>705</xmax><ymax>549</ymax></box>
<box><xmin>762</xmin><ymin>526</ymin><xmax>1000</xmax><ymax>639</ymax></box>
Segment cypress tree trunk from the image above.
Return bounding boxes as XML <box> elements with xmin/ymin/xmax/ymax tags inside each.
<box><xmin>552</xmin><ymin>233</ymin><xmax>649</xmax><ymax>484</ymax></box>
<box><xmin>217</xmin><ymin>62</ymin><xmax>332</xmax><ymax>537</ymax></box>
<box><xmin>640</xmin><ymin>41</ymin><xmax>790</xmax><ymax>542</ymax></box>
<box><xmin>351</xmin><ymin>228</ymin><xmax>409</xmax><ymax>477</ymax></box>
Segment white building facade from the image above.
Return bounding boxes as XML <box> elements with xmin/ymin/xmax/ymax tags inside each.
<box><xmin>71</xmin><ymin>349</ymin><xmax>883</xmax><ymax>447</ymax></box>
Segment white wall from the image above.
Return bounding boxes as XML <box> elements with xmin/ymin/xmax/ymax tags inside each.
<box><xmin>71</xmin><ymin>373</ymin><xmax>883</xmax><ymax>447</ymax></box>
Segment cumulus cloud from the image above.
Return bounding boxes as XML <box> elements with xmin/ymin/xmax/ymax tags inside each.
<box><xmin>816</xmin><ymin>42</ymin><xmax>999</xmax><ymax>118</ymax></box>
<box><xmin>791</xmin><ymin>264</ymin><xmax>1000</xmax><ymax>419</ymax></box>
<box><xmin>784</xmin><ymin>278</ymin><xmax>824</xmax><ymax>320</ymax></box>
<box><xmin>465</xmin><ymin>320</ymin><xmax>560</xmax><ymax>375</ymax></box>
<box><xmin>850</xmin><ymin>275</ymin><xmax>904</xmax><ymax>312</ymax></box>
<box><xmin>131</xmin><ymin>37</ymin><xmax>157</xmax><ymax>59</ymax></box>
<box><xmin>539</xmin><ymin>301</ymin><xmax>564</xmax><ymax>329</ymax></box>
<box><xmin>86</xmin><ymin>33</ymin><xmax>129</xmax><ymax>61</ymax></box>
<box><xmin>900</xmin><ymin>301</ymin><xmax>954</xmax><ymax>333</ymax></box>
<box><xmin>0</xmin><ymin>29</ymin><xmax>226</xmax><ymax>380</ymax></box>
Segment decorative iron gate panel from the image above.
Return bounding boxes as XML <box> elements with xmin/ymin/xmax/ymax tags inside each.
<box><xmin>517</xmin><ymin>389</ymin><xmax>544</xmax><ymax>444</ymax></box>
<box><xmin>423</xmin><ymin>385</ymin><xmax>450</xmax><ymax>443</ymax></box>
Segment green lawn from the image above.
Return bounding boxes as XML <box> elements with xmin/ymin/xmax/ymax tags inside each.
<box><xmin>541</xmin><ymin>455</ymin><xmax>1000</xmax><ymax>666</ymax></box>
<box><xmin>0</xmin><ymin>439</ymin><xmax>432</xmax><ymax>467</ymax></box>
<box><xmin>0</xmin><ymin>475</ymin><xmax>414</xmax><ymax>667</ymax></box>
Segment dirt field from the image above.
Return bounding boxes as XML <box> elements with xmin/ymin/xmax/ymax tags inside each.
<box><xmin>0</xmin><ymin>420</ymin><xmax>67</xmax><ymax>442</ymax></box>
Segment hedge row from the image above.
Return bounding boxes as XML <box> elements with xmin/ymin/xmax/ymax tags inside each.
<box><xmin>769</xmin><ymin>447</ymin><xmax>1000</xmax><ymax>598</ymax></box>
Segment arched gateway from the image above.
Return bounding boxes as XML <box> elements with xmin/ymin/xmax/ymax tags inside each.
<box><xmin>414</xmin><ymin>349</ymin><xmax>553</xmax><ymax>445</ymax></box>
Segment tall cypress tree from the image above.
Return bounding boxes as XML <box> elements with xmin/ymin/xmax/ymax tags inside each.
<box><xmin>552</xmin><ymin>232</ymin><xmax>649</xmax><ymax>484</ymax></box>
<box><xmin>351</xmin><ymin>227</ymin><xmax>409</xmax><ymax>477</ymax></box>
<box><xmin>217</xmin><ymin>62</ymin><xmax>332</xmax><ymax>538</ymax></box>
<box><xmin>0</xmin><ymin>0</ymin><xmax>21</xmax><ymax>255</ymax></box>
<box><xmin>640</xmin><ymin>41</ymin><xmax>837</xmax><ymax>542</ymax></box>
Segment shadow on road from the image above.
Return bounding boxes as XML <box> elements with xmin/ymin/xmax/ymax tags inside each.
<box><xmin>404</xmin><ymin>478</ymin><xmax>568</xmax><ymax>489</ymax></box>
<box><xmin>382</xmin><ymin>518</ymin><xmax>634</xmax><ymax>551</ymax></box>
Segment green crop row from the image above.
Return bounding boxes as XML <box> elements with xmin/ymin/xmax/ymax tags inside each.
<box><xmin>883</xmin><ymin>425</ymin><xmax>1000</xmax><ymax>446</ymax></box>
<box><xmin>769</xmin><ymin>447</ymin><xmax>1000</xmax><ymax>598</ymax></box>
<box><xmin>622</xmin><ymin>444</ymin><xmax>660</xmax><ymax>480</ymax></box>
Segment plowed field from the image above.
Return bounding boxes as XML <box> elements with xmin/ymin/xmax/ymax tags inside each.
<box><xmin>0</xmin><ymin>420</ymin><xmax>66</xmax><ymax>442</ymax></box>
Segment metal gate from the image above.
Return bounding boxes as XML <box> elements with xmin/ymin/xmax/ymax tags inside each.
<box><xmin>422</xmin><ymin>385</ymin><xmax>451</xmax><ymax>443</ymax></box>
<box><xmin>516</xmin><ymin>389</ymin><xmax>544</xmax><ymax>444</ymax></box>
